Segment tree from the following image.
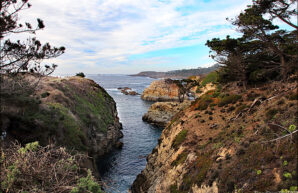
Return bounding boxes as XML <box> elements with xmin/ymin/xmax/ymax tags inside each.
<box><xmin>253</xmin><ymin>0</ymin><xmax>298</xmax><ymax>30</ymax></box>
<box><xmin>0</xmin><ymin>0</ymin><xmax>65</xmax><ymax>95</ymax></box>
<box><xmin>206</xmin><ymin>36</ymin><xmax>254</xmax><ymax>89</ymax></box>
<box><xmin>76</xmin><ymin>72</ymin><xmax>85</xmax><ymax>78</ymax></box>
<box><xmin>172</xmin><ymin>79</ymin><xmax>199</xmax><ymax>102</ymax></box>
<box><xmin>230</xmin><ymin>1</ymin><xmax>297</xmax><ymax>81</ymax></box>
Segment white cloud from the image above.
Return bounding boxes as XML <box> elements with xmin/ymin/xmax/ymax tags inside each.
<box><xmin>13</xmin><ymin>0</ymin><xmax>252</xmax><ymax>74</ymax></box>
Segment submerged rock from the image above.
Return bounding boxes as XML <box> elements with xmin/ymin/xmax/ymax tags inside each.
<box><xmin>118</xmin><ymin>87</ymin><xmax>140</xmax><ymax>95</ymax></box>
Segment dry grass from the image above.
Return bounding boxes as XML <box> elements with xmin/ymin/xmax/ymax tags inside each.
<box><xmin>0</xmin><ymin>142</ymin><xmax>102</xmax><ymax>193</ymax></box>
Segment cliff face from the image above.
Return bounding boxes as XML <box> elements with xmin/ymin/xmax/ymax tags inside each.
<box><xmin>142</xmin><ymin>101</ymin><xmax>190</xmax><ymax>128</ymax></box>
<box><xmin>132</xmin><ymin>82</ymin><xmax>297</xmax><ymax>193</ymax></box>
<box><xmin>0</xmin><ymin>75</ymin><xmax>123</xmax><ymax>173</ymax></box>
<box><xmin>141</xmin><ymin>79</ymin><xmax>181</xmax><ymax>102</ymax></box>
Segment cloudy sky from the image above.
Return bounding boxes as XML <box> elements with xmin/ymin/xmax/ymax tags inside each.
<box><xmin>19</xmin><ymin>0</ymin><xmax>254</xmax><ymax>74</ymax></box>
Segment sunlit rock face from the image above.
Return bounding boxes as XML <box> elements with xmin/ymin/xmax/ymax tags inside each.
<box><xmin>141</xmin><ymin>79</ymin><xmax>182</xmax><ymax>102</ymax></box>
<box><xmin>142</xmin><ymin>101</ymin><xmax>190</xmax><ymax>128</ymax></box>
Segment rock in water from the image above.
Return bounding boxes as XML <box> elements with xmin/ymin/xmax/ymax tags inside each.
<box><xmin>142</xmin><ymin>101</ymin><xmax>190</xmax><ymax>128</ymax></box>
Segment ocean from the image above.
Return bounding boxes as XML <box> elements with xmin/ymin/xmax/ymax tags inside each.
<box><xmin>87</xmin><ymin>74</ymin><xmax>163</xmax><ymax>193</ymax></box>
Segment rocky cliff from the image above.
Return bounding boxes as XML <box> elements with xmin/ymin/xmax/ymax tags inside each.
<box><xmin>132</xmin><ymin>81</ymin><xmax>297</xmax><ymax>193</ymax></box>
<box><xmin>0</xmin><ymin>75</ymin><xmax>123</xmax><ymax>174</ymax></box>
<box><xmin>141</xmin><ymin>79</ymin><xmax>181</xmax><ymax>102</ymax></box>
<box><xmin>142</xmin><ymin>101</ymin><xmax>190</xmax><ymax>128</ymax></box>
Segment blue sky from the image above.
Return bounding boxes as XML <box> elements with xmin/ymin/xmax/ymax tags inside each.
<box><xmin>18</xmin><ymin>0</ymin><xmax>293</xmax><ymax>74</ymax></box>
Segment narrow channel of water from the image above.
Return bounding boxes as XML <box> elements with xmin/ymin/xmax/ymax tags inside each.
<box><xmin>87</xmin><ymin>74</ymin><xmax>162</xmax><ymax>193</ymax></box>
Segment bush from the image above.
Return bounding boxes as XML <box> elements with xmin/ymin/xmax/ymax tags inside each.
<box><xmin>71</xmin><ymin>170</ymin><xmax>103</xmax><ymax>193</ymax></box>
<box><xmin>172</xmin><ymin>130</ymin><xmax>188</xmax><ymax>149</ymax></box>
<box><xmin>0</xmin><ymin>142</ymin><xmax>102</xmax><ymax>193</ymax></box>
<box><xmin>171</xmin><ymin>151</ymin><xmax>188</xmax><ymax>166</ymax></box>
<box><xmin>265</xmin><ymin>108</ymin><xmax>278</xmax><ymax>120</ymax></box>
<box><xmin>218</xmin><ymin>95</ymin><xmax>242</xmax><ymax>107</ymax></box>
<box><xmin>201</xmin><ymin>71</ymin><xmax>218</xmax><ymax>87</ymax></box>
<box><xmin>236</xmin><ymin>104</ymin><xmax>248</xmax><ymax>114</ymax></box>
<box><xmin>41</xmin><ymin>92</ymin><xmax>50</xmax><ymax>98</ymax></box>
<box><xmin>76</xmin><ymin>72</ymin><xmax>85</xmax><ymax>78</ymax></box>
<box><xmin>194</xmin><ymin>93</ymin><xmax>214</xmax><ymax>111</ymax></box>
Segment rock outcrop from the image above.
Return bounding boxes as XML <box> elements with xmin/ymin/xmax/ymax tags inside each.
<box><xmin>142</xmin><ymin>101</ymin><xmax>190</xmax><ymax>128</ymax></box>
<box><xmin>118</xmin><ymin>87</ymin><xmax>140</xmax><ymax>95</ymax></box>
<box><xmin>141</xmin><ymin>79</ymin><xmax>181</xmax><ymax>102</ymax></box>
<box><xmin>0</xmin><ymin>75</ymin><xmax>123</xmax><ymax>175</ymax></box>
<box><xmin>132</xmin><ymin>82</ymin><xmax>298</xmax><ymax>193</ymax></box>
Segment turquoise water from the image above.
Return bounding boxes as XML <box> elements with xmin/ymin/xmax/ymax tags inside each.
<box><xmin>87</xmin><ymin>74</ymin><xmax>162</xmax><ymax>193</ymax></box>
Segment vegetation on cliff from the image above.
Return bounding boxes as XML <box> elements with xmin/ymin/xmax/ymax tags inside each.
<box><xmin>0</xmin><ymin>2</ymin><xmax>122</xmax><ymax>192</ymax></box>
<box><xmin>0</xmin><ymin>142</ymin><xmax>103</xmax><ymax>193</ymax></box>
<box><xmin>206</xmin><ymin>0</ymin><xmax>297</xmax><ymax>87</ymax></box>
<box><xmin>132</xmin><ymin>0</ymin><xmax>297</xmax><ymax>192</ymax></box>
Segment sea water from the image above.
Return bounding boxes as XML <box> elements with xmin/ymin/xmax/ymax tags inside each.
<box><xmin>87</xmin><ymin>74</ymin><xmax>162</xmax><ymax>193</ymax></box>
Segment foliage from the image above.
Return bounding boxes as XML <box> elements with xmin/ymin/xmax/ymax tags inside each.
<box><xmin>200</xmin><ymin>71</ymin><xmax>219</xmax><ymax>87</ymax></box>
<box><xmin>288</xmin><ymin>125</ymin><xmax>296</xmax><ymax>133</ymax></box>
<box><xmin>41</xmin><ymin>92</ymin><xmax>50</xmax><ymax>98</ymax></box>
<box><xmin>283</xmin><ymin>172</ymin><xmax>292</xmax><ymax>179</ymax></box>
<box><xmin>76</xmin><ymin>72</ymin><xmax>86</xmax><ymax>78</ymax></box>
<box><xmin>206</xmin><ymin>0</ymin><xmax>297</xmax><ymax>85</ymax></box>
<box><xmin>172</xmin><ymin>130</ymin><xmax>188</xmax><ymax>148</ymax></box>
<box><xmin>0</xmin><ymin>142</ymin><xmax>101</xmax><ymax>193</ymax></box>
<box><xmin>218</xmin><ymin>95</ymin><xmax>242</xmax><ymax>107</ymax></box>
<box><xmin>265</xmin><ymin>108</ymin><xmax>278</xmax><ymax>120</ymax></box>
<box><xmin>71</xmin><ymin>170</ymin><xmax>103</xmax><ymax>193</ymax></box>
<box><xmin>0</xmin><ymin>0</ymin><xmax>65</xmax><ymax>74</ymax></box>
<box><xmin>171</xmin><ymin>151</ymin><xmax>188</xmax><ymax>166</ymax></box>
<box><xmin>0</xmin><ymin>1</ymin><xmax>65</xmax><ymax>101</ymax></box>
<box><xmin>172</xmin><ymin>78</ymin><xmax>200</xmax><ymax>102</ymax></box>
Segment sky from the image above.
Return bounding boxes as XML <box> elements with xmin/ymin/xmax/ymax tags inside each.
<box><xmin>15</xmin><ymin>0</ymin><xmax>261</xmax><ymax>74</ymax></box>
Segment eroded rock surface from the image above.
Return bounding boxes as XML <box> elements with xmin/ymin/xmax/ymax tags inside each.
<box><xmin>142</xmin><ymin>101</ymin><xmax>190</xmax><ymax>128</ymax></box>
<box><xmin>141</xmin><ymin>79</ymin><xmax>181</xmax><ymax>102</ymax></box>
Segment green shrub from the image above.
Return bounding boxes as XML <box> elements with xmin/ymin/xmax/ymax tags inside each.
<box><xmin>289</xmin><ymin>125</ymin><xmax>296</xmax><ymax>133</ymax></box>
<box><xmin>71</xmin><ymin>170</ymin><xmax>102</xmax><ymax>193</ymax></box>
<box><xmin>218</xmin><ymin>95</ymin><xmax>242</xmax><ymax>107</ymax></box>
<box><xmin>41</xmin><ymin>92</ymin><xmax>50</xmax><ymax>98</ymax></box>
<box><xmin>170</xmin><ymin>184</ymin><xmax>179</xmax><ymax>193</ymax></box>
<box><xmin>201</xmin><ymin>71</ymin><xmax>218</xmax><ymax>87</ymax></box>
<box><xmin>265</xmin><ymin>108</ymin><xmax>278</xmax><ymax>120</ymax></box>
<box><xmin>171</xmin><ymin>151</ymin><xmax>188</xmax><ymax>166</ymax></box>
<box><xmin>172</xmin><ymin>130</ymin><xmax>188</xmax><ymax>148</ymax></box>
<box><xmin>76</xmin><ymin>72</ymin><xmax>85</xmax><ymax>78</ymax></box>
<box><xmin>235</xmin><ymin>104</ymin><xmax>248</xmax><ymax>114</ymax></box>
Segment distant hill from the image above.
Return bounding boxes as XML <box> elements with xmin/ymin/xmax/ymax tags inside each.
<box><xmin>131</xmin><ymin>64</ymin><xmax>220</xmax><ymax>79</ymax></box>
